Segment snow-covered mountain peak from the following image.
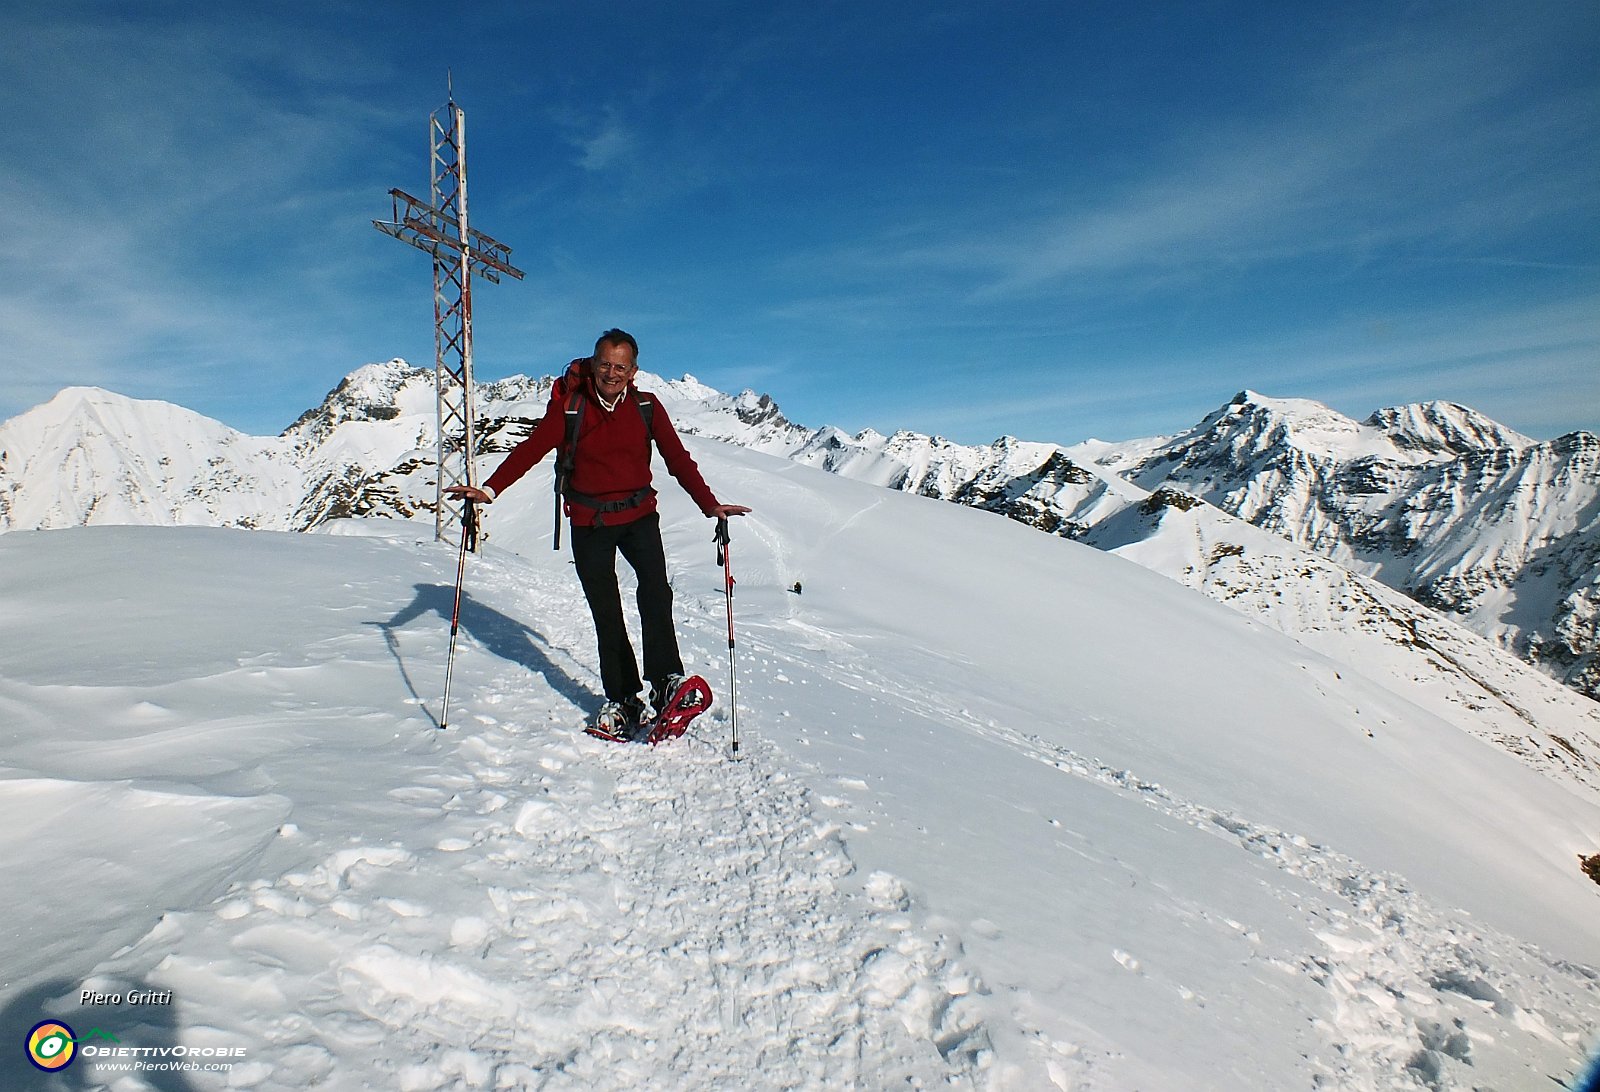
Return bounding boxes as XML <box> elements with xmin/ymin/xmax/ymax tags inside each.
<box><xmin>649</xmin><ymin>375</ymin><xmax>812</xmax><ymax>453</ymax></box>
<box><xmin>342</xmin><ymin>357</ymin><xmax>426</xmax><ymax>398</ymax></box>
<box><xmin>3</xmin><ymin>386</ymin><xmax>265</xmax><ymax>462</ymax></box>
<box><xmin>728</xmin><ymin>388</ymin><xmax>787</xmax><ymax>425</ymax></box>
<box><xmin>1133</xmin><ymin>389</ymin><xmax>1551</xmax><ymax>500</ymax></box>
<box><xmin>1095</xmin><ymin>387</ymin><xmax>1599</xmax><ymax>697</ymax></box>
<box><xmin>1365</xmin><ymin>400</ymin><xmax>1534</xmax><ymax>456</ymax></box>
<box><xmin>1220</xmin><ymin>389</ymin><xmax>1351</xmax><ymax>424</ymax></box>
<box><xmin>20</xmin><ymin>385</ymin><xmax>240</xmax><ymax>439</ymax></box>
<box><xmin>283</xmin><ymin>359</ymin><xmax>435</xmax><ymax>444</ymax></box>
<box><xmin>653</xmin><ymin>372</ymin><xmax>723</xmax><ymax>403</ymax></box>
<box><xmin>884</xmin><ymin>428</ymin><xmax>955</xmax><ymax>453</ymax></box>
<box><xmin>0</xmin><ymin>384</ymin><xmax>299</xmax><ymax>532</ymax></box>
<box><xmin>30</xmin><ymin>384</ymin><xmax>130</xmax><ymax>418</ymax></box>
<box><xmin>479</xmin><ymin>372</ymin><xmax>550</xmax><ymax>407</ymax></box>
<box><xmin>1199</xmin><ymin>390</ymin><xmax>1416</xmax><ymax>463</ymax></box>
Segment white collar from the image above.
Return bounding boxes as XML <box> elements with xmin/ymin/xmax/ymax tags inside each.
<box><xmin>596</xmin><ymin>387</ymin><xmax>625</xmax><ymax>412</ymax></box>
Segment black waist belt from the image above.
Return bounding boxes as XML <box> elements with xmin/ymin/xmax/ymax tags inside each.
<box><xmin>565</xmin><ymin>486</ymin><xmax>655</xmax><ymax>525</ymax></box>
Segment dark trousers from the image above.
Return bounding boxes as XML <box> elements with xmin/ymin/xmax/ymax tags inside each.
<box><xmin>570</xmin><ymin>512</ymin><xmax>684</xmax><ymax>704</ymax></box>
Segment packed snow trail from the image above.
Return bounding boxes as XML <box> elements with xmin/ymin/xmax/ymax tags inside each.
<box><xmin>93</xmin><ymin>727</ymin><xmax>986</xmax><ymax>1089</ymax></box>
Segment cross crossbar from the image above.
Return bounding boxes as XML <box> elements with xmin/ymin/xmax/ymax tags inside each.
<box><xmin>374</xmin><ymin>189</ymin><xmax>524</xmax><ymax>283</ymax></box>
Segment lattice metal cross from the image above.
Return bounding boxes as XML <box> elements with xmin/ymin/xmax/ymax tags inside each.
<box><xmin>375</xmin><ymin>89</ymin><xmax>524</xmax><ymax>544</ymax></box>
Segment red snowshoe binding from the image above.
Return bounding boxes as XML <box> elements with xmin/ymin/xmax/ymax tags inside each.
<box><xmin>645</xmin><ymin>675</ymin><xmax>712</xmax><ymax>744</ymax></box>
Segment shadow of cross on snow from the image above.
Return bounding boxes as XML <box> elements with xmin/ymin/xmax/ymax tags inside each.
<box><xmin>371</xmin><ymin>584</ymin><xmax>598</xmax><ymax>726</ymax></box>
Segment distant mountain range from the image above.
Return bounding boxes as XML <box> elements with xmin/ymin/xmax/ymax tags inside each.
<box><xmin>1</xmin><ymin>361</ymin><xmax>1595</xmax><ymax>788</ymax></box>
<box><xmin>695</xmin><ymin>383</ymin><xmax>1600</xmax><ymax>704</ymax></box>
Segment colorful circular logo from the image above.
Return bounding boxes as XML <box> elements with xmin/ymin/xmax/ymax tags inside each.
<box><xmin>27</xmin><ymin>1020</ymin><xmax>77</xmax><ymax>1072</ymax></box>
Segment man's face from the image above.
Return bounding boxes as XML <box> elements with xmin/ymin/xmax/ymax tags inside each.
<box><xmin>593</xmin><ymin>342</ymin><xmax>638</xmax><ymax>400</ymax></box>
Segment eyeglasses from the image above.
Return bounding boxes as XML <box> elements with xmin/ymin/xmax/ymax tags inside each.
<box><xmin>594</xmin><ymin>361</ymin><xmax>636</xmax><ymax>375</ymax></box>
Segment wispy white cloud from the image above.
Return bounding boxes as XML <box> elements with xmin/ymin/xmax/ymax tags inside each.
<box><xmin>825</xmin><ymin>7</ymin><xmax>1593</xmax><ymax>301</ymax></box>
<box><xmin>870</xmin><ymin>290</ymin><xmax>1600</xmax><ymax>446</ymax></box>
<box><xmin>1221</xmin><ymin>292</ymin><xmax>1600</xmax><ymax>435</ymax></box>
<box><xmin>0</xmin><ymin>6</ymin><xmax>423</xmax><ymax>428</ymax></box>
<box><xmin>570</xmin><ymin>113</ymin><xmax>639</xmax><ymax>173</ymax></box>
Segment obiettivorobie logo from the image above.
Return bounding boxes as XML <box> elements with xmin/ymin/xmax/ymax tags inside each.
<box><xmin>24</xmin><ymin>1018</ymin><xmax>248</xmax><ymax>1076</ymax></box>
<box><xmin>26</xmin><ymin>1020</ymin><xmax>119</xmax><ymax>1072</ymax></box>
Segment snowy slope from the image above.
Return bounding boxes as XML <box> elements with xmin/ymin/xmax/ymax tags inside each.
<box><xmin>2</xmin><ymin>435</ymin><xmax>1598</xmax><ymax>1091</ymax></box>
<box><xmin>1086</xmin><ymin>486</ymin><xmax>1600</xmax><ymax>797</ymax></box>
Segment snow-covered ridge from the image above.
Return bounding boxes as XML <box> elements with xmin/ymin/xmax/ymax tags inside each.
<box><xmin>1089</xmin><ymin>486</ymin><xmax>1600</xmax><ymax>796</ymax></box>
<box><xmin>2</xmin><ymin>365</ymin><xmax>1596</xmax><ymax>713</ymax></box>
<box><xmin>1365</xmin><ymin>398</ymin><xmax>1534</xmax><ymax>456</ymax></box>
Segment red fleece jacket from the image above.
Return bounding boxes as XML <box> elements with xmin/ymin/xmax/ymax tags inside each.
<box><xmin>482</xmin><ymin>380</ymin><xmax>720</xmax><ymax>527</ymax></box>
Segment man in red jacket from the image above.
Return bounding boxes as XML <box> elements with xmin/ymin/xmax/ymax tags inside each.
<box><xmin>447</xmin><ymin>329</ymin><xmax>750</xmax><ymax>738</ymax></box>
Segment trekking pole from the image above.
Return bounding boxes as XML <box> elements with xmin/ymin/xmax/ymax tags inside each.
<box><xmin>715</xmin><ymin>517</ymin><xmax>741</xmax><ymax>759</ymax></box>
<box><xmin>440</xmin><ymin>497</ymin><xmax>478</xmax><ymax>730</ymax></box>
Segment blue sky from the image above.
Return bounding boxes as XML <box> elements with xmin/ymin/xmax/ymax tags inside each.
<box><xmin>2</xmin><ymin>0</ymin><xmax>1595</xmax><ymax>446</ymax></box>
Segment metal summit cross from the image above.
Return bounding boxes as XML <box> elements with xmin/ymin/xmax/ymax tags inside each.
<box><xmin>374</xmin><ymin>83</ymin><xmax>524</xmax><ymax>545</ymax></box>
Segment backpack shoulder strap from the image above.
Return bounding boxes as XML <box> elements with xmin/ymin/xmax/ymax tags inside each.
<box><xmin>558</xmin><ymin>389</ymin><xmax>585</xmax><ymax>476</ymax></box>
<box><xmin>635</xmin><ymin>394</ymin><xmax>655</xmax><ymax>440</ymax></box>
<box><xmin>550</xmin><ymin>386</ymin><xmax>585</xmax><ymax>551</ymax></box>
<box><xmin>552</xmin><ymin>358</ymin><xmax>592</xmax><ymax>469</ymax></box>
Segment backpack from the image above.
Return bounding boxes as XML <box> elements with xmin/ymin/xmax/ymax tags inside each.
<box><xmin>550</xmin><ymin>357</ymin><xmax>656</xmax><ymax>549</ymax></box>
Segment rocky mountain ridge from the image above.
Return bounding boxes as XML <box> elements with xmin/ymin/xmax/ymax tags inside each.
<box><xmin>1088</xmin><ymin>391</ymin><xmax>1599</xmax><ymax>699</ymax></box>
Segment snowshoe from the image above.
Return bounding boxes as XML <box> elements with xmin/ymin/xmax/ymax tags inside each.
<box><xmin>644</xmin><ymin>674</ymin><xmax>712</xmax><ymax>744</ymax></box>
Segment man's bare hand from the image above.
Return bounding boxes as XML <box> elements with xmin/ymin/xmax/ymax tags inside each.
<box><xmin>446</xmin><ymin>485</ymin><xmax>492</xmax><ymax>504</ymax></box>
<box><xmin>711</xmin><ymin>504</ymin><xmax>751</xmax><ymax>518</ymax></box>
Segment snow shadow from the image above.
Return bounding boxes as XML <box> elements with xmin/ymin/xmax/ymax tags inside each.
<box><xmin>374</xmin><ymin>583</ymin><xmax>597</xmax><ymax>724</ymax></box>
<box><xmin>3</xmin><ymin>978</ymin><xmax>198</xmax><ymax>1092</ymax></box>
